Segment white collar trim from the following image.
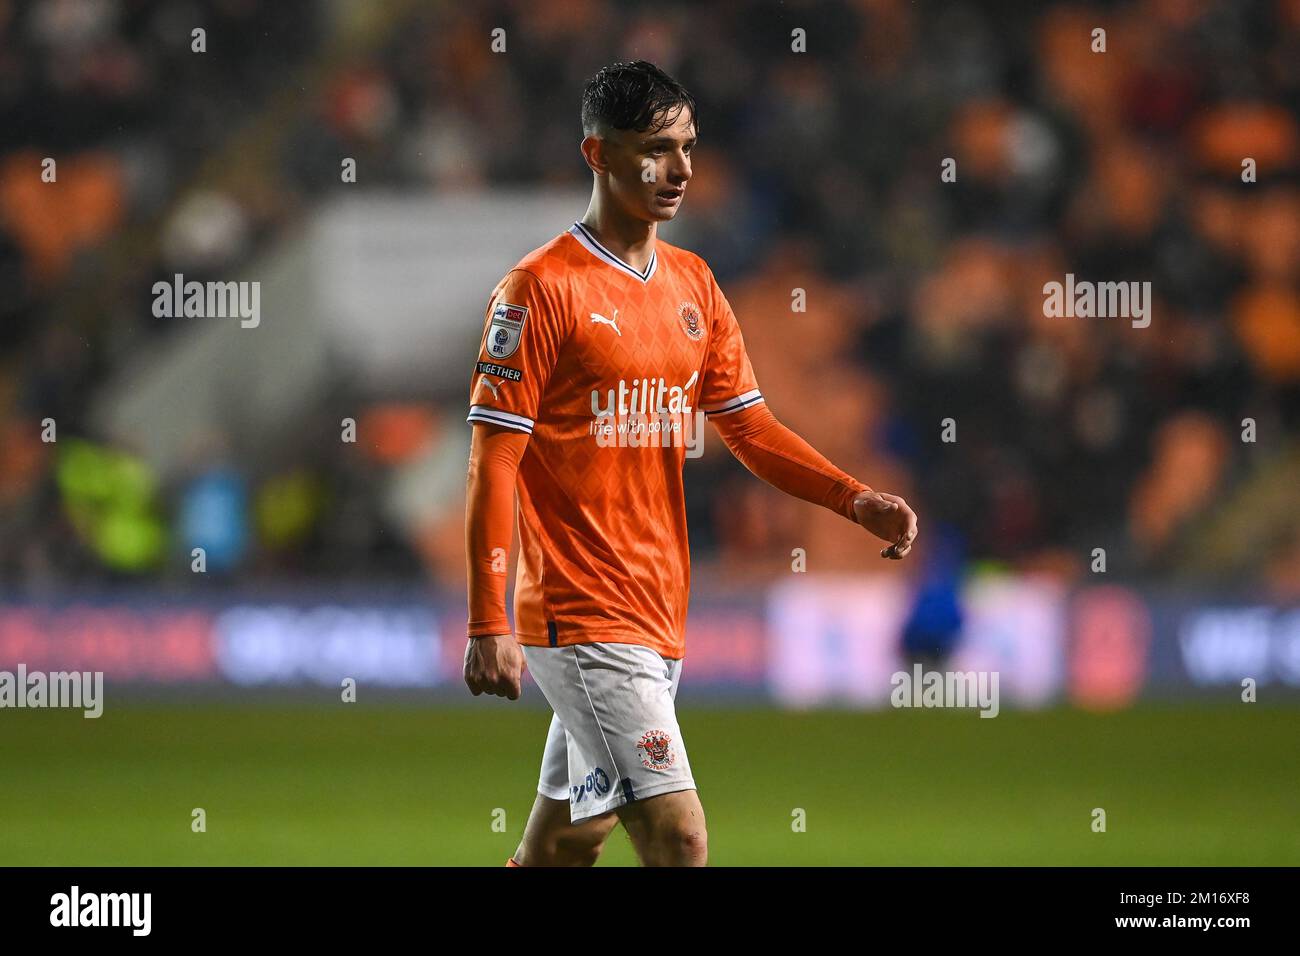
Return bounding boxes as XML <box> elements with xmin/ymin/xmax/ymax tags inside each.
<box><xmin>568</xmin><ymin>221</ymin><xmax>658</xmax><ymax>283</ymax></box>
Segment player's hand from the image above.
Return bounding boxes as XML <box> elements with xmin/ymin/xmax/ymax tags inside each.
<box><xmin>852</xmin><ymin>491</ymin><xmax>918</xmax><ymax>560</ymax></box>
<box><xmin>463</xmin><ymin>633</ymin><xmax>525</xmax><ymax>700</ymax></box>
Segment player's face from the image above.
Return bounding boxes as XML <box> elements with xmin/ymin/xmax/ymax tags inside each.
<box><xmin>604</xmin><ymin>107</ymin><xmax>695</xmax><ymax>223</ymax></box>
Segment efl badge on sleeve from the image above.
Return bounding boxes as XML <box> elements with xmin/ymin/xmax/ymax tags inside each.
<box><xmin>486</xmin><ymin>301</ymin><xmax>528</xmax><ymax>359</ymax></box>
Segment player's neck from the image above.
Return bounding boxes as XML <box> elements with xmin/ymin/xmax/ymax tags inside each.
<box><xmin>578</xmin><ymin>203</ymin><xmax>656</xmax><ymax>273</ymax></box>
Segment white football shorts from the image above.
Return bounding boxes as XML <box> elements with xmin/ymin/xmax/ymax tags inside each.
<box><xmin>524</xmin><ymin>642</ymin><xmax>696</xmax><ymax>823</ymax></box>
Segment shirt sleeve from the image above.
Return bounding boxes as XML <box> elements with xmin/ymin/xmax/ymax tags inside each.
<box><xmin>710</xmin><ymin>403</ymin><xmax>872</xmax><ymax>523</ymax></box>
<box><xmin>465</xmin><ymin>424</ymin><xmax>530</xmax><ymax>638</ymax></box>
<box><xmin>466</xmin><ymin>269</ymin><xmax>568</xmax><ymax>435</ymax></box>
<box><xmin>696</xmin><ymin>266</ymin><xmax>765</xmax><ymax>418</ymax></box>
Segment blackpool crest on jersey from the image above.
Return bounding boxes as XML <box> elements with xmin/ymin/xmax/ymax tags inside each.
<box><xmin>677</xmin><ymin>301</ymin><xmax>704</xmax><ymax>340</ymax></box>
<box><xmin>486</xmin><ymin>300</ymin><xmax>528</xmax><ymax>359</ymax></box>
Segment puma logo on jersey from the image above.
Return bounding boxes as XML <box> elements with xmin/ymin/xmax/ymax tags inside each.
<box><xmin>478</xmin><ymin>375</ymin><xmax>504</xmax><ymax>399</ymax></box>
<box><xmin>589</xmin><ymin>310</ymin><xmax>622</xmax><ymax>336</ymax></box>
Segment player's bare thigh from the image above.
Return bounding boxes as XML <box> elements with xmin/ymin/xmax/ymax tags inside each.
<box><xmin>513</xmin><ymin>794</ymin><xmax>619</xmax><ymax>866</ymax></box>
<box><xmin>616</xmin><ymin>788</ymin><xmax>707</xmax><ymax>867</ymax></box>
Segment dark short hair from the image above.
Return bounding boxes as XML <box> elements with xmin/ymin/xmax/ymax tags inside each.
<box><xmin>580</xmin><ymin>60</ymin><xmax>698</xmax><ymax>138</ymax></box>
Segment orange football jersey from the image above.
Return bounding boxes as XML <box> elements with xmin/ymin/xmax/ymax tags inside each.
<box><xmin>466</xmin><ymin>222</ymin><xmax>763</xmax><ymax>659</ymax></box>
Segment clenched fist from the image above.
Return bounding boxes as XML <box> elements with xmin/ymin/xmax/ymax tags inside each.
<box><xmin>852</xmin><ymin>491</ymin><xmax>919</xmax><ymax>560</ymax></box>
<box><xmin>463</xmin><ymin>633</ymin><xmax>526</xmax><ymax>700</ymax></box>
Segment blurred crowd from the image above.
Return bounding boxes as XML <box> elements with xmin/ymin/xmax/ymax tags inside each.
<box><xmin>2</xmin><ymin>0</ymin><xmax>1300</xmax><ymax>596</ymax></box>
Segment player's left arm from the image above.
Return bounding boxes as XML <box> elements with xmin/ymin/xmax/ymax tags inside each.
<box><xmin>709</xmin><ymin>404</ymin><xmax>917</xmax><ymax>559</ymax></box>
<box><xmin>696</xmin><ymin>266</ymin><xmax>918</xmax><ymax>560</ymax></box>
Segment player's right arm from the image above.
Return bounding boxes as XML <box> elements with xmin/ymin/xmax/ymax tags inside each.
<box><xmin>462</xmin><ymin>268</ymin><xmax>569</xmax><ymax>700</ymax></box>
<box><xmin>463</xmin><ymin>422</ymin><xmax>528</xmax><ymax>699</ymax></box>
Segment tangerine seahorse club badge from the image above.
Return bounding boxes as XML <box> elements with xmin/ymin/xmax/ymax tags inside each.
<box><xmin>637</xmin><ymin>729</ymin><xmax>676</xmax><ymax>770</ymax></box>
<box><xmin>677</xmin><ymin>301</ymin><xmax>704</xmax><ymax>340</ymax></box>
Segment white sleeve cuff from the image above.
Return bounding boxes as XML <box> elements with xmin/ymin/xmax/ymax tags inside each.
<box><xmin>701</xmin><ymin>389</ymin><xmax>764</xmax><ymax>417</ymax></box>
<box><xmin>466</xmin><ymin>405</ymin><xmax>535</xmax><ymax>434</ymax></box>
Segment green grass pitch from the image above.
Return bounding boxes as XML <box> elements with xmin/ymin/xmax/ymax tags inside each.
<box><xmin>2</xmin><ymin>703</ymin><xmax>1296</xmax><ymax>865</ymax></box>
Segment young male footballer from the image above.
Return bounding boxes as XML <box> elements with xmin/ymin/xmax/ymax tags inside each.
<box><xmin>463</xmin><ymin>61</ymin><xmax>918</xmax><ymax>867</ymax></box>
